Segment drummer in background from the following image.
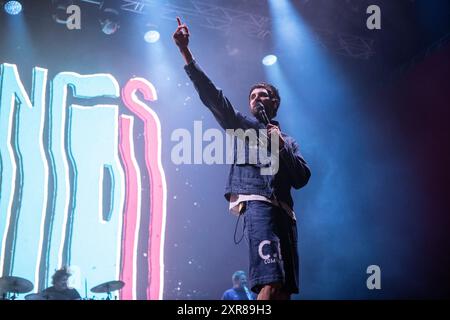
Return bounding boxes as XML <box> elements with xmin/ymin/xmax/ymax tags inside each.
<box><xmin>42</xmin><ymin>267</ymin><xmax>81</xmax><ymax>300</ymax></box>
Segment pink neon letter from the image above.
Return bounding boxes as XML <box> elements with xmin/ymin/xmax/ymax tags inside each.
<box><xmin>120</xmin><ymin>78</ymin><xmax>167</xmax><ymax>300</ymax></box>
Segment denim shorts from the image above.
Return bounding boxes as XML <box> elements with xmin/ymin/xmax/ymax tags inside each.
<box><xmin>243</xmin><ymin>200</ymin><xmax>299</xmax><ymax>294</ymax></box>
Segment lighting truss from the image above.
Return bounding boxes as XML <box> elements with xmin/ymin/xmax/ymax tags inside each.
<box><xmin>80</xmin><ymin>0</ymin><xmax>376</xmax><ymax>60</ymax></box>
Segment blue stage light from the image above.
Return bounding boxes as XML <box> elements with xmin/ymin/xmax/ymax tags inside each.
<box><xmin>262</xmin><ymin>54</ymin><xmax>278</xmax><ymax>66</ymax></box>
<box><xmin>4</xmin><ymin>1</ymin><xmax>22</xmax><ymax>15</ymax></box>
<box><xmin>144</xmin><ymin>30</ymin><xmax>161</xmax><ymax>43</ymax></box>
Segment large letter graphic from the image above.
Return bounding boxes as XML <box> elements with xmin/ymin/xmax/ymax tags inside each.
<box><xmin>118</xmin><ymin>115</ymin><xmax>142</xmax><ymax>300</ymax></box>
<box><xmin>0</xmin><ymin>64</ymin><xmax>48</xmax><ymax>290</ymax></box>
<box><xmin>121</xmin><ymin>78</ymin><xmax>167</xmax><ymax>300</ymax></box>
<box><xmin>47</xmin><ymin>72</ymin><xmax>124</xmax><ymax>291</ymax></box>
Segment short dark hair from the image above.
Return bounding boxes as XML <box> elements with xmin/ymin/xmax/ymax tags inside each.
<box><xmin>52</xmin><ymin>267</ymin><xmax>71</xmax><ymax>285</ymax></box>
<box><xmin>248</xmin><ymin>82</ymin><xmax>281</xmax><ymax>116</ymax></box>
<box><xmin>232</xmin><ymin>270</ymin><xmax>246</xmax><ymax>283</ymax></box>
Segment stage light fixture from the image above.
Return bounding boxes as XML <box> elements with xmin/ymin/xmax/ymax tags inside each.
<box><xmin>262</xmin><ymin>54</ymin><xmax>278</xmax><ymax>66</ymax></box>
<box><xmin>4</xmin><ymin>1</ymin><xmax>22</xmax><ymax>15</ymax></box>
<box><xmin>51</xmin><ymin>0</ymin><xmax>75</xmax><ymax>25</ymax></box>
<box><xmin>144</xmin><ymin>30</ymin><xmax>160</xmax><ymax>43</ymax></box>
<box><xmin>99</xmin><ymin>8</ymin><xmax>120</xmax><ymax>35</ymax></box>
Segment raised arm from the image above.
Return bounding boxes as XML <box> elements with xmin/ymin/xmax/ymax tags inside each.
<box><xmin>172</xmin><ymin>17</ymin><xmax>247</xmax><ymax>130</ymax></box>
<box><xmin>173</xmin><ymin>17</ymin><xmax>194</xmax><ymax>65</ymax></box>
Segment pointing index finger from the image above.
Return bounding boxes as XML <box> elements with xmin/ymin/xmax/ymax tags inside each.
<box><xmin>176</xmin><ymin>17</ymin><xmax>182</xmax><ymax>26</ymax></box>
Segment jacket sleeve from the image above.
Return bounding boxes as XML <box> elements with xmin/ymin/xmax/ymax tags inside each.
<box><xmin>279</xmin><ymin>137</ymin><xmax>311</xmax><ymax>189</ymax></box>
<box><xmin>184</xmin><ymin>60</ymin><xmax>243</xmax><ymax>130</ymax></box>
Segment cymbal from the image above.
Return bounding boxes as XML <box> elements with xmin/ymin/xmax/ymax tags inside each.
<box><xmin>91</xmin><ymin>280</ymin><xmax>124</xmax><ymax>293</ymax></box>
<box><xmin>0</xmin><ymin>276</ymin><xmax>33</xmax><ymax>293</ymax></box>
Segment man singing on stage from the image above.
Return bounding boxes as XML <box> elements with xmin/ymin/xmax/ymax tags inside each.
<box><xmin>222</xmin><ymin>270</ymin><xmax>257</xmax><ymax>300</ymax></box>
<box><xmin>173</xmin><ymin>17</ymin><xmax>311</xmax><ymax>300</ymax></box>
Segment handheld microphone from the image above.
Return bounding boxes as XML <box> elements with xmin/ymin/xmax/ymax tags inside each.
<box><xmin>242</xmin><ymin>284</ymin><xmax>253</xmax><ymax>300</ymax></box>
<box><xmin>256</xmin><ymin>102</ymin><xmax>271</xmax><ymax>125</ymax></box>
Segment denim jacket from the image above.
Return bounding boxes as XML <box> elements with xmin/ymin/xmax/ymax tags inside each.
<box><xmin>184</xmin><ymin>60</ymin><xmax>311</xmax><ymax>210</ymax></box>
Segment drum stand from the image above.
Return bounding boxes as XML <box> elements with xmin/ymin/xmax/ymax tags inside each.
<box><xmin>8</xmin><ymin>291</ymin><xmax>18</xmax><ymax>300</ymax></box>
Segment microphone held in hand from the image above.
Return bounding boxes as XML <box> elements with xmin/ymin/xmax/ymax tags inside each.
<box><xmin>243</xmin><ymin>284</ymin><xmax>254</xmax><ymax>300</ymax></box>
<box><xmin>256</xmin><ymin>102</ymin><xmax>271</xmax><ymax>125</ymax></box>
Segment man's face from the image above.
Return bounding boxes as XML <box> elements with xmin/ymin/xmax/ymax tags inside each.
<box><xmin>249</xmin><ymin>87</ymin><xmax>276</xmax><ymax>120</ymax></box>
<box><xmin>54</xmin><ymin>276</ymin><xmax>69</xmax><ymax>291</ymax></box>
<box><xmin>237</xmin><ymin>275</ymin><xmax>248</xmax><ymax>288</ymax></box>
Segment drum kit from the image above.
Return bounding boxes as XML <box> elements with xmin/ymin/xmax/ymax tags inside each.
<box><xmin>0</xmin><ymin>275</ymin><xmax>125</xmax><ymax>300</ymax></box>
